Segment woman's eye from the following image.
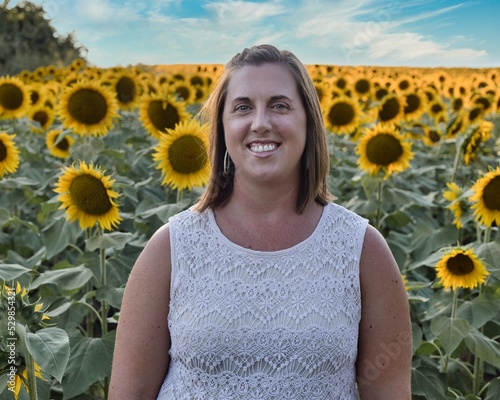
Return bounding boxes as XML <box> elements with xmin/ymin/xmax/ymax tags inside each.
<box><xmin>273</xmin><ymin>103</ymin><xmax>289</xmax><ymax>110</ymax></box>
<box><xmin>235</xmin><ymin>104</ymin><xmax>250</xmax><ymax>111</ymax></box>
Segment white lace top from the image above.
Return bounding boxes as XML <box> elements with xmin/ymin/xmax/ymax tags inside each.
<box><xmin>157</xmin><ymin>203</ymin><xmax>368</xmax><ymax>400</ymax></box>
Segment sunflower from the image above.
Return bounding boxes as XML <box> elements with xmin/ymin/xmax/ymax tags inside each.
<box><xmin>323</xmin><ymin>96</ymin><xmax>361</xmax><ymax>135</ymax></box>
<box><xmin>58</xmin><ymin>80</ymin><xmax>119</xmax><ymax>136</ymax></box>
<box><xmin>402</xmin><ymin>90</ymin><xmax>427</xmax><ymax>122</ymax></box>
<box><xmin>428</xmin><ymin>99</ymin><xmax>448</xmax><ymax>123</ymax></box>
<box><xmin>352</xmin><ymin>76</ymin><xmax>373</xmax><ymax>100</ymax></box>
<box><xmin>138</xmin><ymin>94</ymin><xmax>189</xmax><ymax>140</ymax></box>
<box><xmin>170</xmin><ymin>81</ymin><xmax>196</xmax><ymax>104</ymax></box>
<box><xmin>391</xmin><ymin>75</ymin><xmax>414</xmax><ymax>93</ymax></box>
<box><xmin>54</xmin><ymin>161</ymin><xmax>122</xmax><ymax>230</ymax></box>
<box><xmin>152</xmin><ymin>119</ymin><xmax>210</xmax><ymax>190</ymax></box>
<box><xmin>377</xmin><ymin>93</ymin><xmax>405</xmax><ymax>124</ymax></box>
<box><xmin>46</xmin><ymin>129</ymin><xmax>74</xmax><ymax>159</ymax></box>
<box><xmin>435</xmin><ymin>247</ymin><xmax>489</xmax><ymax>290</ymax></box>
<box><xmin>28</xmin><ymin>105</ymin><xmax>55</xmax><ymax>133</ymax></box>
<box><xmin>469</xmin><ymin>167</ymin><xmax>500</xmax><ymax>227</ymax></box>
<box><xmin>356</xmin><ymin>124</ymin><xmax>413</xmax><ymax>177</ymax></box>
<box><xmin>0</xmin><ymin>76</ymin><xmax>30</xmax><ymax>119</ymax></box>
<box><xmin>462</xmin><ymin>122</ymin><xmax>491</xmax><ymax>165</ymax></box>
<box><xmin>422</xmin><ymin>126</ymin><xmax>442</xmax><ymax>146</ymax></box>
<box><xmin>0</xmin><ymin>132</ymin><xmax>20</xmax><ymax>177</ymax></box>
<box><xmin>443</xmin><ymin>182</ymin><xmax>466</xmax><ymax>229</ymax></box>
<box><xmin>446</xmin><ymin>112</ymin><xmax>467</xmax><ymax>138</ymax></box>
<box><xmin>111</xmin><ymin>71</ymin><xmax>141</xmax><ymax>110</ymax></box>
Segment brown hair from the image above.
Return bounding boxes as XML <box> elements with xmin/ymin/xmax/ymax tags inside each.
<box><xmin>194</xmin><ymin>44</ymin><xmax>333</xmax><ymax>213</ymax></box>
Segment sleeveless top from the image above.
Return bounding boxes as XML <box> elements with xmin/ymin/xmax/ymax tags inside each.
<box><xmin>157</xmin><ymin>203</ymin><xmax>368</xmax><ymax>400</ymax></box>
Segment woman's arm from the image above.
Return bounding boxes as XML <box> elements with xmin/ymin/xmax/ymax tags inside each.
<box><xmin>356</xmin><ymin>225</ymin><xmax>412</xmax><ymax>400</ymax></box>
<box><xmin>108</xmin><ymin>223</ymin><xmax>172</xmax><ymax>399</ymax></box>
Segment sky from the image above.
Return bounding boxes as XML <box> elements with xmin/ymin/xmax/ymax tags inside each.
<box><xmin>8</xmin><ymin>0</ymin><xmax>500</xmax><ymax>68</ymax></box>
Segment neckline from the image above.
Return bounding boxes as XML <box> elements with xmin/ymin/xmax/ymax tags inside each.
<box><xmin>207</xmin><ymin>203</ymin><xmax>330</xmax><ymax>256</ymax></box>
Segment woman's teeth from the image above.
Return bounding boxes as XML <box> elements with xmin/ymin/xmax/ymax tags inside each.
<box><xmin>250</xmin><ymin>144</ymin><xmax>278</xmax><ymax>153</ymax></box>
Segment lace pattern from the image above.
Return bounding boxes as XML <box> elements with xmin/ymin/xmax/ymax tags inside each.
<box><xmin>157</xmin><ymin>203</ymin><xmax>368</xmax><ymax>399</ymax></box>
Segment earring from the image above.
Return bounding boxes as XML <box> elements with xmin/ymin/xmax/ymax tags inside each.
<box><xmin>223</xmin><ymin>150</ymin><xmax>231</xmax><ymax>175</ymax></box>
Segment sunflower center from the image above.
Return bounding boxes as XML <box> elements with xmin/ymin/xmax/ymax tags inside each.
<box><xmin>30</xmin><ymin>91</ymin><xmax>40</xmax><ymax>105</ymax></box>
<box><xmin>33</xmin><ymin>110</ymin><xmax>49</xmax><ymax>127</ymax></box>
<box><xmin>446</xmin><ymin>253</ymin><xmax>474</xmax><ymax>276</ymax></box>
<box><xmin>355</xmin><ymin>79</ymin><xmax>370</xmax><ymax>94</ymax></box>
<box><xmin>0</xmin><ymin>83</ymin><xmax>24</xmax><ymax>110</ymax></box>
<box><xmin>428</xmin><ymin>129</ymin><xmax>441</xmax><ymax>143</ymax></box>
<box><xmin>404</xmin><ymin>94</ymin><xmax>421</xmax><ymax>114</ymax></box>
<box><xmin>116</xmin><ymin>77</ymin><xmax>136</xmax><ymax>104</ymax></box>
<box><xmin>0</xmin><ymin>140</ymin><xmax>7</xmax><ymax>161</ymax></box>
<box><xmin>379</xmin><ymin>97</ymin><xmax>400</xmax><ymax>122</ymax></box>
<box><xmin>168</xmin><ymin>135</ymin><xmax>207</xmax><ymax>173</ymax></box>
<box><xmin>56</xmin><ymin>137</ymin><xmax>70</xmax><ymax>151</ymax></box>
<box><xmin>148</xmin><ymin>100</ymin><xmax>180</xmax><ymax>132</ymax></box>
<box><xmin>398</xmin><ymin>80</ymin><xmax>410</xmax><ymax>91</ymax></box>
<box><xmin>328</xmin><ymin>102</ymin><xmax>355</xmax><ymax>127</ymax></box>
<box><xmin>482</xmin><ymin>175</ymin><xmax>500</xmax><ymax>211</ymax></box>
<box><xmin>174</xmin><ymin>86</ymin><xmax>190</xmax><ymax>101</ymax></box>
<box><xmin>69</xmin><ymin>174</ymin><xmax>113</xmax><ymax>215</ymax></box>
<box><xmin>366</xmin><ymin>133</ymin><xmax>403</xmax><ymax>166</ymax></box>
<box><xmin>375</xmin><ymin>87</ymin><xmax>388</xmax><ymax>101</ymax></box>
<box><xmin>68</xmin><ymin>89</ymin><xmax>108</xmax><ymax>125</ymax></box>
<box><xmin>468</xmin><ymin>106</ymin><xmax>483</xmax><ymax>122</ymax></box>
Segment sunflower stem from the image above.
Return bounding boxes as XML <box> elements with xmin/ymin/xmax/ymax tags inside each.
<box><xmin>450</xmin><ymin>140</ymin><xmax>463</xmax><ymax>183</ymax></box>
<box><xmin>375</xmin><ymin>179</ymin><xmax>383</xmax><ymax>230</ymax></box>
<box><xmin>176</xmin><ymin>188</ymin><xmax>184</xmax><ymax>203</ymax></box>
<box><xmin>17</xmin><ymin>324</ymin><xmax>38</xmax><ymax>400</ymax></box>
<box><xmin>483</xmin><ymin>227</ymin><xmax>491</xmax><ymax>243</ymax></box>
<box><xmin>443</xmin><ymin>289</ymin><xmax>459</xmax><ymax>373</ymax></box>
<box><xmin>97</xmin><ymin>226</ymin><xmax>110</xmax><ymax>396</ymax></box>
<box><xmin>473</xmin><ymin>285</ymin><xmax>485</xmax><ymax>396</ymax></box>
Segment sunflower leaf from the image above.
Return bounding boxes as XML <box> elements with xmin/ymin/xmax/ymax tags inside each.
<box><xmin>476</xmin><ymin>240</ymin><xmax>500</xmax><ymax>280</ymax></box>
<box><xmin>464</xmin><ymin>328</ymin><xmax>500</xmax><ymax>367</ymax></box>
<box><xmin>30</xmin><ymin>264</ymin><xmax>93</xmax><ymax>291</ymax></box>
<box><xmin>430</xmin><ymin>316</ymin><xmax>471</xmax><ymax>355</ymax></box>
<box><xmin>25</xmin><ymin>327</ymin><xmax>70</xmax><ymax>382</ymax></box>
<box><xmin>0</xmin><ymin>263</ymin><xmax>31</xmax><ymax>281</ymax></box>
<box><xmin>61</xmin><ymin>332</ymin><xmax>115</xmax><ymax>399</ymax></box>
<box><xmin>86</xmin><ymin>232</ymin><xmax>134</xmax><ymax>251</ymax></box>
<box><xmin>411</xmin><ymin>366</ymin><xmax>447</xmax><ymax>400</ymax></box>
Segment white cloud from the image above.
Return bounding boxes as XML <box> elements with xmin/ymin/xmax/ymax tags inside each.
<box><xmin>6</xmin><ymin>0</ymin><xmax>496</xmax><ymax>67</ymax></box>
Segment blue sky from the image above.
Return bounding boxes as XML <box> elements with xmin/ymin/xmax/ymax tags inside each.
<box><xmin>9</xmin><ymin>0</ymin><xmax>500</xmax><ymax>68</ymax></box>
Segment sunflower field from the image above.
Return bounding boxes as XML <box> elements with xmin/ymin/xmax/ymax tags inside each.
<box><xmin>0</xmin><ymin>58</ymin><xmax>499</xmax><ymax>400</ymax></box>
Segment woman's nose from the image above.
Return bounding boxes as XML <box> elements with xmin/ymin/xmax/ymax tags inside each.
<box><xmin>251</xmin><ymin>108</ymin><xmax>272</xmax><ymax>134</ymax></box>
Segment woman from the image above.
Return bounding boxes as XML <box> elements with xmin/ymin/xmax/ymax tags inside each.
<box><xmin>109</xmin><ymin>44</ymin><xmax>412</xmax><ymax>399</ymax></box>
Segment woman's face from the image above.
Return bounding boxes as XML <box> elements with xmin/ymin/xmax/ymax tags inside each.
<box><xmin>222</xmin><ymin>63</ymin><xmax>307</xmax><ymax>187</ymax></box>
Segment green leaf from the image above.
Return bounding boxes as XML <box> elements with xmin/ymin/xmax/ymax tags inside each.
<box><xmin>430</xmin><ymin>316</ymin><xmax>471</xmax><ymax>355</ymax></box>
<box><xmin>457</xmin><ymin>293</ymin><xmax>500</xmax><ymax>329</ymax></box>
<box><xmin>484</xmin><ymin>378</ymin><xmax>500</xmax><ymax>400</ymax></box>
<box><xmin>476</xmin><ymin>240</ymin><xmax>500</xmax><ymax>280</ymax></box>
<box><xmin>41</xmin><ymin>216</ymin><xmax>82</xmax><ymax>259</ymax></box>
<box><xmin>30</xmin><ymin>265</ymin><xmax>93</xmax><ymax>291</ymax></box>
<box><xmin>137</xmin><ymin>198</ymin><xmax>191</xmax><ymax>222</ymax></box>
<box><xmin>411</xmin><ymin>366</ymin><xmax>447</xmax><ymax>400</ymax></box>
<box><xmin>96</xmin><ymin>285</ymin><xmax>124</xmax><ymax>309</ymax></box>
<box><xmin>86</xmin><ymin>232</ymin><xmax>134</xmax><ymax>251</ymax></box>
<box><xmin>0</xmin><ymin>263</ymin><xmax>31</xmax><ymax>281</ymax></box>
<box><xmin>0</xmin><ymin>208</ymin><xmax>11</xmax><ymax>227</ymax></box>
<box><xmin>464</xmin><ymin>328</ymin><xmax>500</xmax><ymax>367</ymax></box>
<box><xmin>382</xmin><ymin>210</ymin><xmax>413</xmax><ymax>228</ymax></box>
<box><xmin>411</xmin><ymin>224</ymin><xmax>459</xmax><ymax>260</ymax></box>
<box><xmin>25</xmin><ymin>327</ymin><xmax>70</xmax><ymax>382</ymax></box>
<box><xmin>62</xmin><ymin>332</ymin><xmax>115</xmax><ymax>399</ymax></box>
